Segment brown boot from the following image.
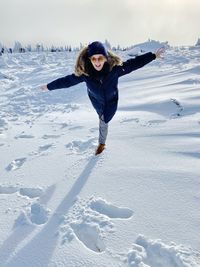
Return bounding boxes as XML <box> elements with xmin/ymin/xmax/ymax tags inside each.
<box><xmin>95</xmin><ymin>143</ymin><xmax>105</xmax><ymax>155</ymax></box>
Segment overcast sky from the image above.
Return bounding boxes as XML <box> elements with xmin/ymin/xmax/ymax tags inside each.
<box><xmin>0</xmin><ymin>0</ymin><xmax>200</xmax><ymax>47</ymax></box>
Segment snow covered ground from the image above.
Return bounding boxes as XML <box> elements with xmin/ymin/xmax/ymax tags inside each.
<box><xmin>0</xmin><ymin>44</ymin><xmax>200</xmax><ymax>266</ymax></box>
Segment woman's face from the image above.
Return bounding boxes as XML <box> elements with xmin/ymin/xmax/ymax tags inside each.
<box><xmin>90</xmin><ymin>54</ymin><xmax>107</xmax><ymax>71</ymax></box>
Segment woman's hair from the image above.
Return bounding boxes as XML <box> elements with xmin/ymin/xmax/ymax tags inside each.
<box><xmin>74</xmin><ymin>46</ymin><xmax>123</xmax><ymax>76</ymax></box>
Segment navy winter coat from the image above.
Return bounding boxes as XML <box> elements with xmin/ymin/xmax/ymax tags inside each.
<box><xmin>47</xmin><ymin>52</ymin><xmax>156</xmax><ymax>123</ymax></box>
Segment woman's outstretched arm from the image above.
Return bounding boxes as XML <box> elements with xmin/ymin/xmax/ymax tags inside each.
<box><xmin>117</xmin><ymin>47</ymin><xmax>165</xmax><ymax>77</ymax></box>
<box><xmin>41</xmin><ymin>73</ymin><xmax>85</xmax><ymax>91</ymax></box>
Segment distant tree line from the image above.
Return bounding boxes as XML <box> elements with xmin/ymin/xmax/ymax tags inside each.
<box><xmin>0</xmin><ymin>39</ymin><xmax>134</xmax><ymax>55</ymax></box>
<box><xmin>0</xmin><ymin>41</ymin><xmax>79</xmax><ymax>54</ymax></box>
<box><xmin>3</xmin><ymin>38</ymin><xmax>197</xmax><ymax>56</ymax></box>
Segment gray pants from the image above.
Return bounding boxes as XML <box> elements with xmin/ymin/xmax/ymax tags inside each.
<box><xmin>98</xmin><ymin>115</ymin><xmax>108</xmax><ymax>144</ymax></box>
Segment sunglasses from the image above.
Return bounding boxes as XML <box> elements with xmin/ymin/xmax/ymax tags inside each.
<box><xmin>90</xmin><ymin>55</ymin><xmax>106</xmax><ymax>63</ymax></box>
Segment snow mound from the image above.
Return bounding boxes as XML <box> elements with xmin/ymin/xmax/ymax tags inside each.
<box><xmin>183</xmin><ymin>65</ymin><xmax>200</xmax><ymax>74</ymax></box>
<box><xmin>126</xmin><ymin>235</ymin><xmax>200</xmax><ymax>267</ymax></box>
<box><xmin>119</xmin><ymin>98</ymin><xmax>183</xmax><ymax>118</ymax></box>
<box><xmin>127</xmin><ymin>40</ymin><xmax>169</xmax><ymax>56</ymax></box>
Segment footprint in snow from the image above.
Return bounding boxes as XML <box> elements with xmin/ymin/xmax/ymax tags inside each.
<box><xmin>14</xmin><ymin>133</ymin><xmax>35</xmax><ymax>139</ymax></box>
<box><xmin>0</xmin><ymin>118</ymin><xmax>8</xmax><ymax>130</ymax></box>
<box><xmin>42</xmin><ymin>134</ymin><xmax>61</xmax><ymax>139</ymax></box>
<box><xmin>90</xmin><ymin>198</ymin><xmax>133</xmax><ymax>219</ymax></box>
<box><xmin>6</xmin><ymin>157</ymin><xmax>26</xmax><ymax>171</ymax></box>
<box><xmin>0</xmin><ymin>185</ymin><xmax>19</xmax><ymax>194</ymax></box>
<box><xmin>147</xmin><ymin>119</ymin><xmax>167</xmax><ymax>126</ymax></box>
<box><xmin>170</xmin><ymin>98</ymin><xmax>184</xmax><ymax>118</ymax></box>
<box><xmin>15</xmin><ymin>203</ymin><xmax>50</xmax><ymax>226</ymax></box>
<box><xmin>29</xmin><ymin>143</ymin><xmax>55</xmax><ymax>157</ymax></box>
<box><xmin>0</xmin><ymin>185</ymin><xmax>44</xmax><ymax>198</ymax></box>
<box><xmin>60</xmin><ymin>197</ymin><xmax>133</xmax><ymax>253</ymax></box>
<box><xmin>71</xmin><ymin>222</ymin><xmax>106</xmax><ymax>252</ymax></box>
<box><xmin>59</xmin><ymin>122</ymin><xmax>70</xmax><ymax>129</ymax></box>
<box><xmin>0</xmin><ymin>185</ymin><xmax>49</xmax><ymax>226</ymax></box>
<box><xmin>89</xmin><ymin>127</ymin><xmax>98</xmax><ymax>133</ymax></box>
<box><xmin>120</xmin><ymin>118</ymin><xmax>140</xmax><ymax>124</ymax></box>
<box><xmin>19</xmin><ymin>187</ymin><xmax>44</xmax><ymax>198</ymax></box>
<box><xmin>120</xmin><ymin>117</ymin><xmax>167</xmax><ymax>127</ymax></box>
<box><xmin>68</xmin><ymin>125</ymin><xmax>84</xmax><ymax>131</ymax></box>
<box><xmin>29</xmin><ymin>203</ymin><xmax>50</xmax><ymax>225</ymax></box>
<box><xmin>38</xmin><ymin>144</ymin><xmax>55</xmax><ymax>153</ymax></box>
<box><xmin>65</xmin><ymin>138</ymin><xmax>97</xmax><ymax>155</ymax></box>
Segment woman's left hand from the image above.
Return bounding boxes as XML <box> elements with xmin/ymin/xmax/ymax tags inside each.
<box><xmin>40</xmin><ymin>84</ymin><xmax>49</xmax><ymax>91</ymax></box>
<box><xmin>155</xmin><ymin>47</ymin><xmax>165</xmax><ymax>59</ymax></box>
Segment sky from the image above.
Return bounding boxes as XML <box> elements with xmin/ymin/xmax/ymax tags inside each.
<box><xmin>0</xmin><ymin>0</ymin><xmax>200</xmax><ymax>48</ymax></box>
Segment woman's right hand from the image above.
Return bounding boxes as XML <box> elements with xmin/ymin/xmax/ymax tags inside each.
<box><xmin>40</xmin><ymin>85</ymin><xmax>49</xmax><ymax>91</ymax></box>
<box><xmin>155</xmin><ymin>47</ymin><xmax>165</xmax><ymax>59</ymax></box>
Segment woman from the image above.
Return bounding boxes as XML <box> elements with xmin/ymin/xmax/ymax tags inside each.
<box><xmin>41</xmin><ymin>41</ymin><xmax>164</xmax><ymax>155</ymax></box>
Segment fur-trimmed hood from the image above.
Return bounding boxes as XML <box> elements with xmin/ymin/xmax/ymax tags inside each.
<box><xmin>74</xmin><ymin>46</ymin><xmax>123</xmax><ymax>77</ymax></box>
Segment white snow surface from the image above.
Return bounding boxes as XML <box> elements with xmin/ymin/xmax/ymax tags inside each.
<box><xmin>0</xmin><ymin>45</ymin><xmax>200</xmax><ymax>267</ymax></box>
